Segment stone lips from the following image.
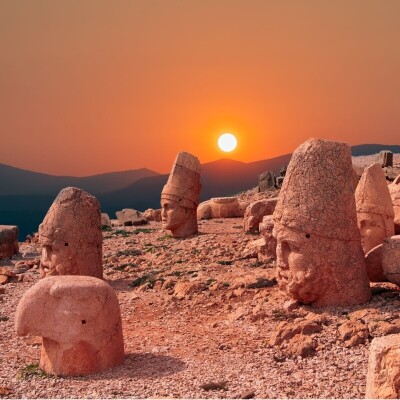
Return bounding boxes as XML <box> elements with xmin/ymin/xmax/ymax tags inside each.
<box><xmin>274</xmin><ymin>139</ymin><xmax>360</xmax><ymax>241</ymax></box>
<box><xmin>15</xmin><ymin>275</ymin><xmax>124</xmax><ymax>376</ymax></box>
<box><xmin>161</xmin><ymin>152</ymin><xmax>201</xmax><ymax>209</ymax></box>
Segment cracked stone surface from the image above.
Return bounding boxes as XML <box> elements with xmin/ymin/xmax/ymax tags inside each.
<box><xmin>38</xmin><ymin>187</ymin><xmax>103</xmax><ymax>279</ymax></box>
<box><xmin>15</xmin><ymin>275</ymin><xmax>124</xmax><ymax>376</ymax></box>
<box><xmin>355</xmin><ymin>163</ymin><xmax>395</xmax><ymax>255</ymax></box>
<box><xmin>273</xmin><ymin>139</ymin><xmax>371</xmax><ymax>306</ymax></box>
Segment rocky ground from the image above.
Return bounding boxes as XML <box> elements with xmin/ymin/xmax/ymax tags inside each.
<box><xmin>0</xmin><ymin>154</ymin><xmax>400</xmax><ymax>399</ymax></box>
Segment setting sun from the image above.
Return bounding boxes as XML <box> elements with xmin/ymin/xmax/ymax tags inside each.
<box><xmin>218</xmin><ymin>133</ymin><xmax>237</xmax><ymax>152</ymax></box>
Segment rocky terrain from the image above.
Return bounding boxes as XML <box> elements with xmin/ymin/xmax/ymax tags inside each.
<box><xmin>0</xmin><ymin>153</ymin><xmax>400</xmax><ymax>399</ymax></box>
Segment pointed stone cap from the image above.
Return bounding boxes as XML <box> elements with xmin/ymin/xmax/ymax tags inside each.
<box><xmin>273</xmin><ymin>138</ymin><xmax>360</xmax><ymax>240</ymax></box>
<box><xmin>355</xmin><ymin>163</ymin><xmax>394</xmax><ymax>218</ymax></box>
<box><xmin>39</xmin><ymin>187</ymin><xmax>102</xmax><ymax>246</ymax></box>
<box><xmin>161</xmin><ymin>152</ymin><xmax>201</xmax><ymax>209</ymax></box>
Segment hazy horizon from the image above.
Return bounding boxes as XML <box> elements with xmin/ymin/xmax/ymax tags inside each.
<box><xmin>1</xmin><ymin>0</ymin><xmax>400</xmax><ymax>176</ymax></box>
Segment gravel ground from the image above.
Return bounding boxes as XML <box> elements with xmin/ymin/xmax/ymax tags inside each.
<box><xmin>0</xmin><ymin>154</ymin><xmax>399</xmax><ymax>399</ymax></box>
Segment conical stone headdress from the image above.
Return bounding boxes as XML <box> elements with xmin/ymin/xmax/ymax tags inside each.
<box><xmin>273</xmin><ymin>138</ymin><xmax>360</xmax><ymax>240</ymax></box>
<box><xmin>355</xmin><ymin>163</ymin><xmax>394</xmax><ymax>218</ymax></box>
<box><xmin>161</xmin><ymin>152</ymin><xmax>201</xmax><ymax>209</ymax></box>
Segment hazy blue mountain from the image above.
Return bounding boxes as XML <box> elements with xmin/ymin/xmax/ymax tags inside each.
<box><xmin>1</xmin><ymin>143</ymin><xmax>399</xmax><ymax>239</ymax></box>
<box><xmin>0</xmin><ymin>163</ymin><xmax>159</xmax><ymax>195</ymax></box>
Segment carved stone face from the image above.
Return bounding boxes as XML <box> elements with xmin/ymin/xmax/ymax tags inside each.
<box><xmin>358</xmin><ymin>212</ymin><xmax>392</xmax><ymax>254</ymax></box>
<box><xmin>161</xmin><ymin>198</ymin><xmax>197</xmax><ymax>238</ymax></box>
<box><xmin>274</xmin><ymin>224</ymin><xmax>325</xmax><ymax>304</ymax></box>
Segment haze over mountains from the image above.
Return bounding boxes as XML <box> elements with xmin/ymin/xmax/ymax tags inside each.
<box><xmin>1</xmin><ymin>144</ymin><xmax>400</xmax><ymax>239</ymax></box>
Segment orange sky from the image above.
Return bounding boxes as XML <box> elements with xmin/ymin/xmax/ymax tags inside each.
<box><xmin>1</xmin><ymin>0</ymin><xmax>400</xmax><ymax>176</ymax></box>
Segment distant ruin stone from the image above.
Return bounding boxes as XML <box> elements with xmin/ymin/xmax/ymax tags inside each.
<box><xmin>0</xmin><ymin>225</ymin><xmax>19</xmax><ymax>259</ymax></box>
<box><xmin>273</xmin><ymin>139</ymin><xmax>371</xmax><ymax>307</ymax></box>
<box><xmin>15</xmin><ymin>276</ymin><xmax>124</xmax><ymax>376</ymax></box>
<box><xmin>377</xmin><ymin>150</ymin><xmax>393</xmax><ymax>168</ymax></box>
<box><xmin>116</xmin><ymin>209</ymin><xmax>147</xmax><ymax>226</ymax></box>
<box><xmin>39</xmin><ymin>187</ymin><xmax>103</xmax><ymax>279</ymax></box>
<box><xmin>197</xmin><ymin>197</ymin><xmax>249</xmax><ymax>219</ymax></box>
<box><xmin>243</xmin><ymin>198</ymin><xmax>278</xmax><ymax>233</ymax></box>
<box><xmin>389</xmin><ymin>175</ymin><xmax>400</xmax><ymax>235</ymax></box>
<box><xmin>258</xmin><ymin>171</ymin><xmax>275</xmax><ymax>192</ymax></box>
<box><xmin>382</xmin><ymin>235</ymin><xmax>400</xmax><ymax>286</ymax></box>
<box><xmin>355</xmin><ymin>163</ymin><xmax>395</xmax><ymax>254</ymax></box>
<box><xmin>366</xmin><ymin>334</ymin><xmax>400</xmax><ymax>399</ymax></box>
<box><xmin>101</xmin><ymin>213</ymin><xmax>111</xmax><ymax>228</ymax></box>
<box><xmin>143</xmin><ymin>208</ymin><xmax>162</xmax><ymax>222</ymax></box>
<box><xmin>161</xmin><ymin>152</ymin><xmax>201</xmax><ymax>238</ymax></box>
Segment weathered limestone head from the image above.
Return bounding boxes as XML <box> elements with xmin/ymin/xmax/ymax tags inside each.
<box><xmin>273</xmin><ymin>139</ymin><xmax>371</xmax><ymax>307</ymax></box>
<box><xmin>39</xmin><ymin>187</ymin><xmax>103</xmax><ymax>278</ymax></box>
<box><xmin>389</xmin><ymin>174</ymin><xmax>400</xmax><ymax>235</ymax></box>
<box><xmin>15</xmin><ymin>276</ymin><xmax>124</xmax><ymax>376</ymax></box>
<box><xmin>355</xmin><ymin>163</ymin><xmax>395</xmax><ymax>254</ymax></box>
<box><xmin>161</xmin><ymin>152</ymin><xmax>201</xmax><ymax>238</ymax></box>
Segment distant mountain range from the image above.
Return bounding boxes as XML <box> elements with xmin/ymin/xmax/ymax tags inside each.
<box><xmin>1</xmin><ymin>143</ymin><xmax>399</xmax><ymax>239</ymax></box>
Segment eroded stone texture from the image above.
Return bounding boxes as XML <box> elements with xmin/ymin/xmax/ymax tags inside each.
<box><xmin>377</xmin><ymin>150</ymin><xmax>394</xmax><ymax>168</ymax></box>
<box><xmin>116</xmin><ymin>209</ymin><xmax>147</xmax><ymax>226</ymax></box>
<box><xmin>0</xmin><ymin>225</ymin><xmax>19</xmax><ymax>259</ymax></box>
<box><xmin>355</xmin><ymin>163</ymin><xmax>395</xmax><ymax>254</ymax></box>
<box><xmin>101</xmin><ymin>213</ymin><xmax>111</xmax><ymax>228</ymax></box>
<box><xmin>258</xmin><ymin>171</ymin><xmax>275</xmax><ymax>192</ymax></box>
<box><xmin>258</xmin><ymin>215</ymin><xmax>277</xmax><ymax>261</ymax></box>
<box><xmin>15</xmin><ymin>276</ymin><xmax>124</xmax><ymax>376</ymax></box>
<box><xmin>39</xmin><ymin>187</ymin><xmax>103</xmax><ymax>279</ymax></box>
<box><xmin>382</xmin><ymin>235</ymin><xmax>400</xmax><ymax>286</ymax></box>
<box><xmin>366</xmin><ymin>334</ymin><xmax>400</xmax><ymax>399</ymax></box>
<box><xmin>197</xmin><ymin>197</ymin><xmax>249</xmax><ymax>219</ymax></box>
<box><xmin>365</xmin><ymin>244</ymin><xmax>387</xmax><ymax>282</ymax></box>
<box><xmin>243</xmin><ymin>198</ymin><xmax>278</xmax><ymax>233</ymax></box>
<box><xmin>143</xmin><ymin>208</ymin><xmax>162</xmax><ymax>222</ymax></box>
<box><xmin>389</xmin><ymin>176</ymin><xmax>400</xmax><ymax>235</ymax></box>
<box><xmin>273</xmin><ymin>139</ymin><xmax>371</xmax><ymax>307</ymax></box>
<box><xmin>161</xmin><ymin>152</ymin><xmax>201</xmax><ymax>238</ymax></box>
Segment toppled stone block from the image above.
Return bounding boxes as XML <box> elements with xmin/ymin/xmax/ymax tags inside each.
<box><xmin>197</xmin><ymin>197</ymin><xmax>249</xmax><ymax>219</ymax></box>
<box><xmin>143</xmin><ymin>208</ymin><xmax>162</xmax><ymax>222</ymax></box>
<box><xmin>116</xmin><ymin>209</ymin><xmax>148</xmax><ymax>226</ymax></box>
<box><xmin>382</xmin><ymin>235</ymin><xmax>400</xmax><ymax>286</ymax></box>
<box><xmin>243</xmin><ymin>198</ymin><xmax>278</xmax><ymax>233</ymax></box>
<box><xmin>15</xmin><ymin>276</ymin><xmax>124</xmax><ymax>376</ymax></box>
<box><xmin>366</xmin><ymin>334</ymin><xmax>400</xmax><ymax>399</ymax></box>
<box><xmin>0</xmin><ymin>225</ymin><xmax>19</xmax><ymax>259</ymax></box>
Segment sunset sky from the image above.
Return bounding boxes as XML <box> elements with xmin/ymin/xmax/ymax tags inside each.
<box><xmin>1</xmin><ymin>0</ymin><xmax>400</xmax><ymax>176</ymax></box>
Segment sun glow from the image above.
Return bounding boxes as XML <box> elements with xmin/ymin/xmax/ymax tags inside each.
<box><xmin>218</xmin><ymin>133</ymin><xmax>237</xmax><ymax>152</ymax></box>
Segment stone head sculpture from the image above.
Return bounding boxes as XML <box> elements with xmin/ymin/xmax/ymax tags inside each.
<box><xmin>15</xmin><ymin>276</ymin><xmax>124</xmax><ymax>376</ymax></box>
<box><xmin>389</xmin><ymin>174</ymin><xmax>400</xmax><ymax>235</ymax></box>
<box><xmin>273</xmin><ymin>139</ymin><xmax>371</xmax><ymax>307</ymax></box>
<box><xmin>355</xmin><ymin>163</ymin><xmax>395</xmax><ymax>254</ymax></box>
<box><xmin>161</xmin><ymin>152</ymin><xmax>201</xmax><ymax>238</ymax></box>
<box><xmin>39</xmin><ymin>187</ymin><xmax>103</xmax><ymax>278</ymax></box>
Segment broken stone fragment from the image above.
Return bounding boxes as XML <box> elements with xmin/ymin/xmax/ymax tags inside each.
<box><xmin>382</xmin><ymin>235</ymin><xmax>400</xmax><ymax>286</ymax></box>
<box><xmin>15</xmin><ymin>275</ymin><xmax>124</xmax><ymax>376</ymax></box>
<box><xmin>197</xmin><ymin>197</ymin><xmax>249</xmax><ymax>220</ymax></box>
<box><xmin>0</xmin><ymin>225</ymin><xmax>19</xmax><ymax>259</ymax></box>
<box><xmin>243</xmin><ymin>198</ymin><xmax>278</xmax><ymax>233</ymax></box>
